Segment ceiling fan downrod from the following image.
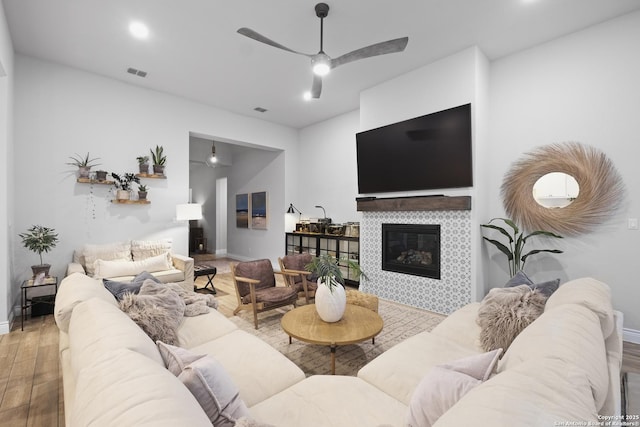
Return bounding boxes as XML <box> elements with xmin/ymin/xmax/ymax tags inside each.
<box><xmin>315</xmin><ymin>3</ymin><xmax>329</xmax><ymax>53</ymax></box>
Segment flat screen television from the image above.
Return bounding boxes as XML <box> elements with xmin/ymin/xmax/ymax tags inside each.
<box><xmin>356</xmin><ymin>103</ymin><xmax>472</xmax><ymax>194</ymax></box>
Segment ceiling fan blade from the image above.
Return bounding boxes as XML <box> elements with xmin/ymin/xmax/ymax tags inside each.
<box><xmin>311</xmin><ymin>75</ymin><xmax>322</xmax><ymax>99</ymax></box>
<box><xmin>331</xmin><ymin>37</ymin><xmax>409</xmax><ymax>69</ymax></box>
<box><xmin>237</xmin><ymin>27</ymin><xmax>313</xmax><ymax>57</ymax></box>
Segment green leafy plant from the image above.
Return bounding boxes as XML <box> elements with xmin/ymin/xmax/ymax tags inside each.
<box><xmin>150</xmin><ymin>145</ymin><xmax>166</xmax><ymax>166</ymax></box>
<box><xmin>137</xmin><ymin>184</ymin><xmax>148</xmax><ymax>193</ymax></box>
<box><xmin>136</xmin><ymin>155</ymin><xmax>149</xmax><ymax>165</ymax></box>
<box><xmin>305</xmin><ymin>253</ymin><xmax>367</xmax><ymax>292</ymax></box>
<box><xmin>19</xmin><ymin>225</ymin><xmax>59</xmax><ymax>265</ymax></box>
<box><xmin>110</xmin><ymin>172</ymin><xmax>140</xmax><ymax>191</ymax></box>
<box><xmin>481</xmin><ymin>217</ymin><xmax>563</xmax><ymax>277</ymax></box>
<box><xmin>66</xmin><ymin>152</ymin><xmax>101</xmax><ymax>168</ymax></box>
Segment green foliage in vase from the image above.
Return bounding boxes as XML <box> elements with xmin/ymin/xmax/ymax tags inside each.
<box><xmin>19</xmin><ymin>225</ymin><xmax>59</xmax><ymax>265</ymax></box>
<box><xmin>481</xmin><ymin>217</ymin><xmax>563</xmax><ymax>277</ymax></box>
<box><xmin>150</xmin><ymin>145</ymin><xmax>166</xmax><ymax>166</ymax></box>
<box><xmin>305</xmin><ymin>253</ymin><xmax>366</xmax><ymax>292</ymax></box>
<box><xmin>136</xmin><ymin>155</ymin><xmax>149</xmax><ymax>165</ymax></box>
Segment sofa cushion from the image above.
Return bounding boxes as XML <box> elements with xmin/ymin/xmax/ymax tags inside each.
<box><xmin>177</xmin><ymin>309</ymin><xmax>238</xmax><ymax>349</ymax></box>
<box><xmin>431</xmin><ymin>302</ymin><xmax>482</xmax><ymax>352</ymax></box>
<box><xmin>108</xmin><ymin>268</ymin><xmax>185</xmax><ymax>285</ymax></box>
<box><xmin>499</xmin><ymin>303</ymin><xmax>609</xmax><ymax>411</ymax></box>
<box><xmin>476</xmin><ymin>285</ymin><xmax>546</xmax><ymax>353</ymax></box>
<box><xmin>68</xmin><ymin>298</ymin><xmax>164</xmax><ymax>379</ymax></box>
<box><xmin>407</xmin><ymin>349</ymin><xmax>502</xmax><ymax>427</ymax></box>
<box><xmin>157</xmin><ymin>342</ymin><xmax>250</xmax><ymax>427</ymax></box>
<box><xmin>55</xmin><ymin>272</ymin><xmax>118</xmax><ymax>333</ymax></box>
<box><xmin>82</xmin><ymin>241</ymin><xmax>132</xmax><ymax>276</ymax></box>
<box><xmin>190</xmin><ymin>330</ymin><xmax>306</xmax><ymax>407</ymax></box>
<box><xmin>94</xmin><ymin>252</ymin><xmax>173</xmax><ymax>279</ymax></box>
<box><xmin>545</xmin><ymin>277</ymin><xmax>614</xmax><ymax>339</ymax></box>
<box><xmin>103</xmin><ymin>271</ymin><xmax>162</xmax><ymax>300</ymax></box>
<box><xmin>249</xmin><ymin>375</ymin><xmax>408</xmax><ymax>427</ymax></box>
<box><xmin>72</xmin><ymin>347</ymin><xmax>211</xmax><ymax>427</ymax></box>
<box><xmin>433</xmin><ymin>358</ymin><xmax>600</xmax><ymax>426</ymax></box>
<box><xmin>131</xmin><ymin>238</ymin><xmax>173</xmax><ymax>261</ymax></box>
<box><xmin>357</xmin><ymin>330</ymin><xmax>478</xmax><ymax>405</ymax></box>
<box><xmin>505</xmin><ymin>270</ymin><xmax>560</xmax><ymax>297</ymax></box>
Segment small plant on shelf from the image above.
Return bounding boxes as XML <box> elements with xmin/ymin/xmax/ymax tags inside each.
<box><xmin>136</xmin><ymin>155</ymin><xmax>150</xmax><ymax>174</ymax></box>
<box><xmin>111</xmin><ymin>172</ymin><xmax>140</xmax><ymax>200</ymax></box>
<box><xmin>137</xmin><ymin>184</ymin><xmax>148</xmax><ymax>200</ymax></box>
<box><xmin>66</xmin><ymin>152</ymin><xmax>101</xmax><ymax>178</ymax></box>
<box><xmin>150</xmin><ymin>145</ymin><xmax>166</xmax><ymax>175</ymax></box>
<box><xmin>19</xmin><ymin>225</ymin><xmax>59</xmax><ymax>277</ymax></box>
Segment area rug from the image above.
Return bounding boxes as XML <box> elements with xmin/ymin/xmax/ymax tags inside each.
<box><xmin>229</xmin><ymin>299</ymin><xmax>445</xmax><ymax>376</ymax></box>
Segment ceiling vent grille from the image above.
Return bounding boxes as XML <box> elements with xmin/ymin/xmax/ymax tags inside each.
<box><xmin>127</xmin><ymin>67</ymin><xmax>148</xmax><ymax>78</ymax></box>
<box><xmin>254</xmin><ymin>107</ymin><xmax>267</xmax><ymax>113</ymax></box>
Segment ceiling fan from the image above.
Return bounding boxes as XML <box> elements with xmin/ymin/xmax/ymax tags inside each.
<box><xmin>237</xmin><ymin>2</ymin><xmax>409</xmax><ymax>99</ymax></box>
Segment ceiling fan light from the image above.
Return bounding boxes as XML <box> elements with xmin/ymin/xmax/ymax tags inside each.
<box><xmin>312</xmin><ymin>53</ymin><xmax>331</xmax><ymax>76</ymax></box>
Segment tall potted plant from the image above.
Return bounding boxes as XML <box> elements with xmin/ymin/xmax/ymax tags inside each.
<box><xmin>19</xmin><ymin>225</ymin><xmax>59</xmax><ymax>277</ymax></box>
<box><xmin>481</xmin><ymin>217</ymin><xmax>563</xmax><ymax>277</ymax></box>
<box><xmin>150</xmin><ymin>145</ymin><xmax>166</xmax><ymax>175</ymax></box>
<box><xmin>67</xmin><ymin>152</ymin><xmax>101</xmax><ymax>178</ymax></box>
<box><xmin>111</xmin><ymin>172</ymin><xmax>140</xmax><ymax>200</ymax></box>
<box><xmin>305</xmin><ymin>253</ymin><xmax>366</xmax><ymax>322</ymax></box>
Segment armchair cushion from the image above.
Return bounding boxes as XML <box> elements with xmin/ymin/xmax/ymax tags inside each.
<box><xmin>241</xmin><ymin>287</ymin><xmax>298</xmax><ymax>305</ymax></box>
<box><xmin>233</xmin><ymin>259</ymin><xmax>276</xmax><ymax>297</ymax></box>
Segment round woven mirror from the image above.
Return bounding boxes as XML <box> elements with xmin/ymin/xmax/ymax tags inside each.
<box><xmin>501</xmin><ymin>142</ymin><xmax>625</xmax><ymax>236</ymax></box>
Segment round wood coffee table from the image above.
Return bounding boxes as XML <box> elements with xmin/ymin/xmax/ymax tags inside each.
<box><xmin>281</xmin><ymin>304</ymin><xmax>383</xmax><ymax>375</ymax></box>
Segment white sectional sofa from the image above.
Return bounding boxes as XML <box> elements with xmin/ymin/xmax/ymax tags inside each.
<box><xmin>66</xmin><ymin>239</ymin><xmax>194</xmax><ymax>291</ymax></box>
<box><xmin>55</xmin><ymin>273</ymin><xmax>622</xmax><ymax>427</ymax></box>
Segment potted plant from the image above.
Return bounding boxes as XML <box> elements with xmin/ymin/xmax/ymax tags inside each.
<box><xmin>137</xmin><ymin>184</ymin><xmax>148</xmax><ymax>200</ymax></box>
<box><xmin>19</xmin><ymin>225</ymin><xmax>59</xmax><ymax>277</ymax></box>
<box><xmin>150</xmin><ymin>145</ymin><xmax>166</xmax><ymax>175</ymax></box>
<box><xmin>305</xmin><ymin>253</ymin><xmax>366</xmax><ymax>322</ymax></box>
<box><xmin>95</xmin><ymin>170</ymin><xmax>108</xmax><ymax>181</ymax></box>
<box><xmin>67</xmin><ymin>152</ymin><xmax>101</xmax><ymax>178</ymax></box>
<box><xmin>111</xmin><ymin>172</ymin><xmax>140</xmax><ymax>200</ymax></box>
<box><xmin>137</xmin><ymin>155</ymin><xmax>150</xmax><ymax>174</ymax></box>
<box><xmin>481</xmin><ymin>217</ymin><xmax>564</xmax><ymax>277</ymax></box>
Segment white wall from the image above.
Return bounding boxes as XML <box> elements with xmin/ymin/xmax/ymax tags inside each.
<box><xmin>10</xmin><ymin>55</ymin><xmax>298</xmax><ymax>321</ymax></box>
<box><xmin>297</xmin><ymin>110</ymin><xmax>361</xmax><ymax>224</ymax></box>
<box><xmin>0</xmin><ymin>2</ymin><xmax>14</xmax><ymax>333</ymax></box>
<box><xmin>487</xmin><ymin>10</ymin><xmax>640</xmax><ymax>333</ymax></box>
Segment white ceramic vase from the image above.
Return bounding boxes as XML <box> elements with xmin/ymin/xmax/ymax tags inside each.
<box><xmin>116</xmin><ymin>189</ymin><xmax>131</xmax><ymax>200</ymax></box>
<box><xmin>314</xmin><ymin>277</ymin><xmax>347</xmax><ymax>322</ymax></box>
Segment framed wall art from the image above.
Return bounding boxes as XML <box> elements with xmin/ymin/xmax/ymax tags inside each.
<box><xmin>251</xmin><ymin>191</ymin><xmax>268</xmax><ymax>229</ymax></box>
<box><xmin>236</xmin><ymin>193</ymin><xmax>249</xmax><ymax>228</ymax></box>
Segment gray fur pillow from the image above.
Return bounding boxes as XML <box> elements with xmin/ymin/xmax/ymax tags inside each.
<box><xmin>477</xmin><ymin>285</ymin><xmax>546</xmax><ymax>353</ymax></box>
<box><xmin>119</xmin><ymin>280</ymin><xmax>185</xmax><ymax>345</ymax></box>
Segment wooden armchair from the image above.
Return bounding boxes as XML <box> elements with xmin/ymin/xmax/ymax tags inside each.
<box><xmin>231</xmin><ymin>259</ymin><xmax>299</xmax><ymax>329</ymax></box>
<box><xmin>278</xmin><ymin>253</ymin><xmax>318</xmax><ymax>304</ymax></box>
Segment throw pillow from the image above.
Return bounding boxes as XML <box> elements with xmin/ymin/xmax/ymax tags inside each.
<box><xmin>131</xmin><ymin>239</ymin><xmax>173</xmax><ymax>261</ymax></box>
<box><xmin>157</xmin><ymin>342</ymin><xmax>250</xmax><ymax>427</ymax></box>
<box><xmin>103</xmin><ymin>270</ymin><xmax>163</xmax><ymax>300</ymax></box>
<box><xmin>477</xmin><ymin>285</ymin><xmax>547</xmax><ymax>353</ymax></box>
<box><xmin>93</xmin><ymin>251</ymin><xmax>173</xmax><ymax>278</ymax></box>
<box><xmin>504</xmin><ymin>270</ymin><xmax>560</xmax><ymax>298</ymax></box>
<box><xmin>407</xmin><ymin>349</ymin><xmax>503</xmax><ymax>427</ymax></box>
<box><xmin>119</xmin><ymin>279</ymin><xmax>185</xmax><ymax>345</ymax></box>
<box><xmin>82</xmin><ymin>241</ymin><xmax>132</xmax><ymax>276</ymax></box>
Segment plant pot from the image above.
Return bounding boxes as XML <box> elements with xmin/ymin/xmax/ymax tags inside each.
<box><xmin>314</xmin><ymin>278</ymin><xmax>347</xmax><ymax>322</ymax></box>
<box><xmin>78</xmin><ymin>166</ymin><xmax>91</xmax><ymax>178</ymax></box>
<box><xmin>138</xmin><ymin>191</ymin><xmax>147</xmax><ymax>200</ymax></box>
<box><xmin>31</xmin><ymin>264</ymin><xmax>51</xmax><ymax>278</ymax></box>
<box><xmin>139</xmin><ymin>163</ymin><xmax>149</xmax><ymax>174</ymax></box>
<box><xmin>95</xmin><ymin>170</ymin><xmax>108</xmax><ymax>181</ymax></box>
<box><xmin>116</xmin><ymin>189</ymin><xmax>131</xmax><ymax>200</ymax></box>
<box><xmin>152</xmin><ymin>165</ymin><xmax>165</xmax><ymax>175</ymax></box>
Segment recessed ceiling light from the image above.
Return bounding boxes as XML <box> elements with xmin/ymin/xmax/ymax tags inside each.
<box><xmin>303</xmin><ymin>91</ymin><xmax>312</xmax><ymax>101</ymax></box>
<box><xmin>129</xmin><ymin>21</ymin><xmax>149</xmax><ymax>39</ymax></box>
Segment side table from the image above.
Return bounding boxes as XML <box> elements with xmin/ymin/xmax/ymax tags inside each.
<box><xmin>21</xmin><ymin>276</ymin><xmax>58</xmax><ymax>331</ymax></box>
<box><xmin>193</xmin><ymin>264</ymin><xmax>217</xmax><ymax>294</ymax></box>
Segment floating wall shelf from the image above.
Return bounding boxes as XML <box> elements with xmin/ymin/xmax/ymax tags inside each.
<box><xmin>136</xmin><ymin>173</ymin><xmax>166</xmax><ymax>179</ymax></box>
<box><xmin>111</xmin><ymin>199</ymin><xmax>150</xmax><ymax>205</ymax></box>
<box><xmin>77</xmin><ymin>178</ymin><xmax>114</xmax><ymax>185</ymax></box>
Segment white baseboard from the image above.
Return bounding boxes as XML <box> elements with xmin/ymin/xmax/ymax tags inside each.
<box><xmin>224</xmin><ymin>253</ymin><xmax>254</xmax><ymax>262</ymax></box>
<box><xmin>623</xmin><ymin>328</ymin><xmax>640</xmax><ymax>344</ymax></box>
<box><xmin>215</xmin><ymin>249</ymin><xmax>227</xmax><ymax>256</ymax></box>
<box><xmin>0</xmin><ymin>321</ymin><xmax>9</xmax><ymax>335</ymax></box>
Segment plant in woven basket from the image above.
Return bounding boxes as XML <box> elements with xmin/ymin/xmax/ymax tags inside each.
<box><xmin>481</xmin><ymin>217</ymin><xmax>563</xmax><ymax>277</ymax></box>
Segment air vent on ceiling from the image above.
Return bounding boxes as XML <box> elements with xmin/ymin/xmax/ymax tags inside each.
<box><xmin>127</xmin><ymin>67</ymin><xmax>148</xmax><ymax>78</ymax></box>
<box><xmin>254</xmin><ymin>107</ymin><xmax>268</xmax><ymax>113</ymax></box>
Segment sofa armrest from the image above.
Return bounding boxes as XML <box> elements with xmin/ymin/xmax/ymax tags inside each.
<box><xmin>66</xmin><ymin>262</ymin><xmax>86</xmax><ymax>277</ymax></box>
<box><xmin>172</xmin><ymin>254</ymin><xmax>194</xmax><ymax>290</ymax></box>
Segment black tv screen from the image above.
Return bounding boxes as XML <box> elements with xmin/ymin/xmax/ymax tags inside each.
<box><xmin>356</xmin><ymin>104</ymin><xmax>472</xmax><ymax>194</ymax></box>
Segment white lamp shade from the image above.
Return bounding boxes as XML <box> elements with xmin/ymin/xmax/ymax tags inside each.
<box><xmin>176</xmin><ymin>203</ymin><xmax>202</xmax><ymax>221</ymax></box>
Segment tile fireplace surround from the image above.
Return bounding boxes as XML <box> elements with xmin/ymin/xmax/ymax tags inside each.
<box><xmin>358</xmin><ymin>196</ymin><xmax>472</xmax><ymax>314</ymax></box>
